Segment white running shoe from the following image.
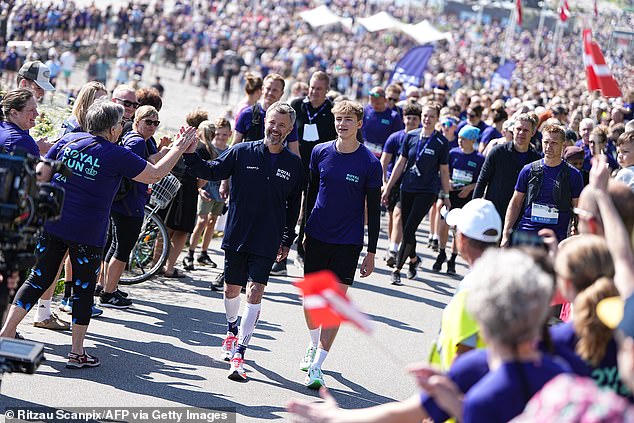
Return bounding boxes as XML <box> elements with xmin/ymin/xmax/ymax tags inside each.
<box><xmin>221</xmin><ymin>333</ymin><xmax>238</xmax><ymax>362</ymax></box>
<box><xmin>299</xmin><ymin>345</ymin><xmax>317</xmax><ymax>372</ymax></box>
<box><xmin>305</xmin><ymin>366</ymin><xmax>325</xmax><ymax>389</ymax></box>
<box><xmin>228</xmin><ymin>353</ymin><xmax>247</xmax><ymax>381</ymax></box>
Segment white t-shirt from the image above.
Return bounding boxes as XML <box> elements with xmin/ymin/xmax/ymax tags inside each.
<box><xmin>59</xmin><ymin>51</ymin><xmax>75</xmax><ymax>71</ymax></box>
<box><xmin>615</xmin><ymin>166</ymin><xmax>634</xmax><ymax>192</ymax></box>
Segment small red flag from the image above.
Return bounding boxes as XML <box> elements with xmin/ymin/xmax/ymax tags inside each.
<box><xmin>594</xmin><ymin>0</ymin><xmax>598</xmax><ymax>17</ymax></box>
<box><xmin>295</xmin><ymin>270</ymin><xmax>374</xmax><ymax>334</ymax></box>
<box><xmin>516</xmin><ymin>0</ymin><xmax>523</xmax><ymax>26</ymax></box>
<box><xmin>583</xmin><ymin>29</ymin><xmax>622</xmax><ymax>98</ymax></box>
<box><xmin>559</xmin><ymin>0</ymin><xmax>570</xmax><ymax>21</ymax></box>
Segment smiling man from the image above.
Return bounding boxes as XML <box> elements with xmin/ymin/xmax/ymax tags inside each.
<box><xmin>299</xmin><ymin>100</ymin><xmax>382</xmax><ymax>389</ymax></box>
<box><xmin>502</xmin><ymin>124</ymin><xmax>584</xmax><ymax>245</ymax></box>
<box><xmin>183</xmin><ymin>102</ymin><xmax>302</xmax><ymax>382</ymax></box>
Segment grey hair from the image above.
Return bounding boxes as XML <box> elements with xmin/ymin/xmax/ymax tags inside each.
<box><xmin>266</xmin><ymin>101</ymin><xmax>296</xmax><ymax>127</ymax></box>
<box><xmin>85</xmin><ymin>99</ymin><xmax>124</xmax><ymax>134</ymax></box>
<box><xmin>466</xmin><ymin>249</ymin><xmax>554</xmax><ymax>347</ymax></box>
<box><xmin>580</xmin><ymin>118</ymin><xmax>595</xmax><ymax>129</ymax></box>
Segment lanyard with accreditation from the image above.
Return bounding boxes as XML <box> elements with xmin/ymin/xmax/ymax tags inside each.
<box><xmin>302</xmin><ymin>98</ymin><xmax>329</xmax><ymax>142</ymax></box>
<box><xmin>411</xmin><ymin>130</ymin><xmax>437</xmax><ymax>177</ymax></box>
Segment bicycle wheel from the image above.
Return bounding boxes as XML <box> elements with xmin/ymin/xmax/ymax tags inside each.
<box><xmin>119</xmin><ymin>209</ymin><xmax>170</xmax><ymax>285</ymax></box>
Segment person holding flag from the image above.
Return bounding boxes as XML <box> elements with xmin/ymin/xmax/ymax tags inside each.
<box><xmin>299</xmin><ymin>100</ymin><xmax>382</xmax><ymax>389</ymax></box>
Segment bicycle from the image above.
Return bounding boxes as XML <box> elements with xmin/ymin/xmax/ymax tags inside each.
<box><xmin>119</xmin><ymin>174</ymin><xmax>181</xmax><ymax>285</ymax></box>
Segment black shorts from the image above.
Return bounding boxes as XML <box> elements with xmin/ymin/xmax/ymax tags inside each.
<box><xmin>449</xmin><ymin>191</ymin><xmax>471</xmax><ymax>210</ymax></box>
<box><xmin>387</xmin><ymin>184</ymin><xmax>401</xmax><ymax>212</ymax></box>
<box><xmin>224</xmin><ymin>248</ymin><xmax>275</xmax><ymax>287</ymax></box>
<box><xmin>304</xmin><ymin>236</ymin><xmax>363</xmax><ymax>286</ymax></box>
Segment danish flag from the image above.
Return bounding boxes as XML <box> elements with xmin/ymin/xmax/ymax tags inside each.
<box><xmin>559</xmin><ymin>0</ymin><xmax>570</xmax><ymax>22</ymax></box>
<box><xmin>583</xmin><ymin>29</ymin><xmax>622</xmax><ymax>98</ymax></box>
<box><xmin>295</xmin><ymin>270</ymin><xmax>374</xmax><ymax>334</ymax></box>
<box><xmin>516</xmin><ymin>0</ymin><xmax>523</xmax><ymax>26</ymax></box>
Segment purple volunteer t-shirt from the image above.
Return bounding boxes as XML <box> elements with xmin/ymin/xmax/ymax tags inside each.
<box><xmin>111</xmin><ymin>131</ymin><xmax>158</xmax><ymax>218</ymax></box>
<box><xmin>382</xmin><ymin>129</ymin><xmax>408</xmax><ymax>179</ymax></box>
<box><xmin>515</xmin><ymin>160</ymin><xmax>583</xmax><ymax>241</ymax></box>
<box><xmin>45</xmin><ymin>133</ymin><xmax>147</xmax><ymax>247</ymax></box>
<box><xmin>448</xmin><ymin>147</ymin><xmax>485</xmax><ymax>190</ymax></box>
<box><xmin>0</xmin><ymin>121</ymin><xmax>39</xmax><ymax>156</ymax></box>
<box><xmin>306</xmin><ymin>141</ymin><xmax>382</xmax><ymax>245</ymax></box>
<box><xmin>462</xmin><ymin>355</ymin><xmax>566</xmax><ymax>422</ymax></box>
<box><xmin>361</xmin><ymin>105</ymin><xmax>403</xmax><ymax>147</ymax></box>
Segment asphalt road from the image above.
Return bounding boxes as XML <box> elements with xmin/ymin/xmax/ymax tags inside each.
<box><xmin>1</xmin><ymin>64</ymin><xmax>465</xmax><ymax>422</ymax></box>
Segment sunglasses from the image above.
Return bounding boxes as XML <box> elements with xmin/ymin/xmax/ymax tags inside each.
<box><xmin>114</xmin><ymin>98</ymin><xmax>140</xmax><ymax>109</ymax></box>
<box><xmin>442</xmin><ymin>121</ymin><xmax>455</xmax><ymax>128</ymax></box>
<box><xmin>387</xmin><ymin>97</ymin><xmax>399</xmax><ymax>102</ymax></box>
<box><xmin>119</xmin><ymin>120</ymin><xmax>126</xmax><ymax>128</ymax></box>
<box><xmin>144</xmin><ymin>119</ymin><xmax>160</xmax><ymax>127</ymax></box>
<box><xmin>468</xmin><ymin>113</ymin><xmax>477</xmax><ymax>118</ymax></box>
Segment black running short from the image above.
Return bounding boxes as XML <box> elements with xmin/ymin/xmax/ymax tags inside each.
<box><xmin>224</xmin><ymin>248</ymin><xmax>275</xmax><ymax>287</ymax></box>
<box><xmin>304</xmin><ymin>236</ymin><xmax>363</xmax><ymax>286</ymax></box>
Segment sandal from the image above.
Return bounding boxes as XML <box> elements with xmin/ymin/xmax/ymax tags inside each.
<box><xmin>164</xmin><ymin>269</ymin><xmax>186</xmax><ymax>279</ymax></box>
<box><xmin>67</xmin><ymin>350</ymin><xmax>100</xmax><ymax>369</ymax></box>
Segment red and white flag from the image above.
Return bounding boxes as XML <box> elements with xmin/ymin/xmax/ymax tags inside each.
<box><xmin>516</xmin><ymin>0</ymin><xmax>523</xmax><ymax>26</ymax></box>
<box><xmin>559</xmin><ymin>0</ymin><xmax>570</xmax><ymax>21</ymax></box>
<box><xmin>295</xmin><ymin>270</ymin><xmax>374</xmax><ymax>334</ymax></box>
<box><xmin>583</xmin><ymin>29</ymin><xmax>622</xmax><ymax>98</ymax></box>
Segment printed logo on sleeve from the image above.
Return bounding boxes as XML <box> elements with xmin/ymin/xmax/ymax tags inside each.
<box><xmin>246</xmin><ymin>165</ymin><xmax>259</xmax><ymax>170</ymax></box>
<box><xmin>276</xmin><ymin>168</ymin><xmax>291</xmax><ymax>180</ymax></box>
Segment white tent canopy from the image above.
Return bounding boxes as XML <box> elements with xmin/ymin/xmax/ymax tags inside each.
<box><xmin>299</xmin><ymin>5</ymin><xmax>352</xmax><ymax>29</ymax></box>
<box><xmin>357</xmin><ymin>11</ymin><xmax>402</xmax><ymax>32</ymax></box>
<box><xmin>399</xmin><ymin>20</ymin><xmax>453</xmax><ymax>44</ymax></box>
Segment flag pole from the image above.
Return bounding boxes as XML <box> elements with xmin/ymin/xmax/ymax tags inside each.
<box><xmin>502</xmin><ymin>5</ymin><xmax>516</xmax><ymax>65</ymax></box>
<box><xmin>533</xmin><ymin>1</ymin><xmax>546</xmax><ymax>56</ymax></box>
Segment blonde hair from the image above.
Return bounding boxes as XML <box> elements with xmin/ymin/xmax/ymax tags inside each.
<box><xmin>197</xmin><ymin>120</ymin><xmax>216</xmax><ymax>144</ymax></box>
<box><xmin>573</xmin><ymin>277</ymin><xmax>618</xmax><ymax>366</ymax></box>
<box><xmin>133</xmin><ymin>105</ymin><xmax>159</xmax><ymax>128</ymax></box>
<box><xmin>332</xmin><ymin>100</ymin><xmax>364</xmax><ymax>121</ymax></box>
<box><xmin>73</xmin><ymin>82</ymin><xmax>108</xmax><ymax>130</ymax></box>
<box><xmin>555</xmin><ymin>235</ymin><xmax>614</xmax><ymax>294</ymax></box>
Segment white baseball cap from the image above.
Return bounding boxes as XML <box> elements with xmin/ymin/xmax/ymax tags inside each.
<box><xmin>445</xmin><ymin>198</ymin><xmax>502</xmax><ymax>243</ymax></box>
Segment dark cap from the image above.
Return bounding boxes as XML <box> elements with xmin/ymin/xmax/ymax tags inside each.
<box><xmin>18</xmin><ymin>61</ymin><xmax>55</xmax><ymax>91</ymax></box>
<box><xmin>563</xmin><ymin>146</ymin><xmax>584</xmax><ymax>161</ymax></box>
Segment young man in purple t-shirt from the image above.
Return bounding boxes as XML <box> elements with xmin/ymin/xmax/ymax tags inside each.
<box><xmin>502</xmin><ymin>124</ymin><xmax>584</xmax><ymax>245</ymax></box>
<box><xmin>300</xmin><ymin>100</ymin><xmax>382</xmax><ymax>389</ymax></box>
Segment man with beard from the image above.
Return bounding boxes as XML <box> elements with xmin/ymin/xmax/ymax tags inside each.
<box><xmin>183</xmin><ymin>102</ymin><xmax>302</xmax><ymax>382</ymax></box>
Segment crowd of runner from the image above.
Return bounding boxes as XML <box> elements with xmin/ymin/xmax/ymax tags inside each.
<box><xmin>1</xmin><ymin>0</ymin><xmax>634</xmax><ymax>421</ymax></box>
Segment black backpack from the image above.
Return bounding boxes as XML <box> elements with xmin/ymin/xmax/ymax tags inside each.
<box><xmin>243</xmin><ymin>103</ymin><xmax>263</xmax><ymax>142</ymax></box>
<box><xmin>524</xmin><ymin>161</ymin><xmax>574</xmax><ymax>213</ymax></box>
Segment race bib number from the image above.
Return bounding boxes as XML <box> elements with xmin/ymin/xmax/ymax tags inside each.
<box><xmin>303</xmin><ymin>124</ymin><xmax>319</xmax><ymax>142</ymax></box>
<box><xmin>451</xmin><ymin>169</ymin><xmax>473</xmax><ymax>188</ymax></box>
<box><xmin>531</xmin><ymin>203</ymin><xmax>559</xmax><ymax>225</ymax></box>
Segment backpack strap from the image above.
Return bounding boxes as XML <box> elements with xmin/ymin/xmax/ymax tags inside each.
<box><xmin>553</xmin><ymin>162</ymin><xmax>573</xmax><ymax>212</ymax></box>
<box><xmin>524</xmin><ymin>160</ymin><xmax>543</xmax><ymax>212</ymax></box>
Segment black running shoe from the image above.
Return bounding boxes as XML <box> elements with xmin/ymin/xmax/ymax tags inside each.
<box><xmin>182</xmin><ymin>256</ymin><xmax>195</xmax><ymax>271</ymax></box>
<box><xmin>407</xmin><ymin>256</ymin><xmax>421</xmax><ymax>280</ymax></box>
<box><xmin>391</xmin><ymin>271</ymin><xmax>402</xmax><ymax>286</ymax></box>
<box><xmin>432</xmin><ymin>250</ymin><xmax>447</xmax><ymax>272</ymax></box>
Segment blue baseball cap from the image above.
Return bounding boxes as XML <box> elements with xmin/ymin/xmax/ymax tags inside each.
<box><xmin>458</xmin><ymin>125</ymin><xmax>480</xmax><ymax>141</ymax></box>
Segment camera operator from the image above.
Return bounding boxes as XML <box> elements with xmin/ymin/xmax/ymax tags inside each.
<box><xmin>0</xmin><ymin>89</ymin><xmax>40</xmax><ymax>157</ymax></box>
<box><xmin>0</xmin><ymin>100</ymin><xmax>197</xmax><ymax>369</ymax></box>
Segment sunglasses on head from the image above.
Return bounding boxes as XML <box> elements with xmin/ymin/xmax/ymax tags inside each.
<box><xmin>114</xmin><ymin>98</ymin><xmax>140</xmax><ymax>109</ymax></box>
<box><xmin>369</xmin><ymin>92</ymin><xmax>384</xmax><ymax>98</ymax></box>
<box><xmin>144</xmin><ymin>119</ymin><xmax>160</xmax><ymax>127</ymax></box>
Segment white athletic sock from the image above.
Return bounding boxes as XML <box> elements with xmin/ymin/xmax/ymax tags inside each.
<box><xmin>224</xmin><ymin>295</ymin><xmax>241</xmax><ymax>324</ymax></box>
<box><xmin>309</xmin><ymin>328</ymin><xmax>321</xmax><ymax>347</ymax></box>
<box><xmin>311</xmin><ymin>348</ymin><xmax>328</xmax><ymax>370</ymax></box>
<box><xmin>389</xmin><ymin>242</ymin><xmax>399</xmax><ymax>253</ymax></box>
<box><xmin>432</xmin><ymin>234</ymin><xmax>439</xmax><ymax>241</ymax></box>
<box><xmin>34</xmin><ymin>299</ymin><xmax>52</xmax><ymax>322</ymax></box>
<box><xmin>238</xmin><ymin>302</ymin><xmax>261</xmax><ymax>347</ymax></box>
